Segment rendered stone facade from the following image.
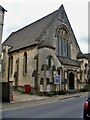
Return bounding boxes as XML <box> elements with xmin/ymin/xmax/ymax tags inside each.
<box><xmin>2</xmin><ymin>5</ymin><xmax>89</xmax><ymax>94</ymax></box>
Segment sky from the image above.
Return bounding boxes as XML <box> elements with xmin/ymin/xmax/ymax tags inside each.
<box><xmin>0</xmin><ymin>0</ymin><xmax>88</xmax><ymax>53</ymax></box>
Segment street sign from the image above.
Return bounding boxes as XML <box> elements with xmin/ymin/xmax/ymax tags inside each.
<box><xmin>54</xmin><ymin>75</ymin><xmax>61</xmax><ymax>84</ymax></box>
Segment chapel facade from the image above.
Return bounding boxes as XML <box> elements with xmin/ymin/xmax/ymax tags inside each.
<box><xmin>2</xmin><ymin>5</ymin><xmax>89</xmax><ymax>94</ymax></box>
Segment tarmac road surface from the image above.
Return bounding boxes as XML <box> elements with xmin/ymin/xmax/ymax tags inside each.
<box><xmin>2</xmin><ymin>95</ymin><xmax>87</xmax><ymax>119</ymax></box>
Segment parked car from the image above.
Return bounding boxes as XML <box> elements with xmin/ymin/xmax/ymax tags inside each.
<box><xmin>83</xmin><ymin>97</ymin><xmax>90</xmax><ymax>120</ymax></box>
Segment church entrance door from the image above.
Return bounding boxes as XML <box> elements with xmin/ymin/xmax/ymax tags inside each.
<box><xmin>69</xmin><ymin>72</ymin><xmax>74</xmax><ymax>89</ymax></box>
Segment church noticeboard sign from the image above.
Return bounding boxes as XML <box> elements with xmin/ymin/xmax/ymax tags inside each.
<box><xmin>54</xmin><ymin>75</ymin><xmax>61</xmax><ymax>84</ymax></box>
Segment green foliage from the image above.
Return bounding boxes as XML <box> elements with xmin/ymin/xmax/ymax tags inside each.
<box><xmin>48</xmin><ymin>91</ymin><xmax>53</xmax><ymax>97</ymax></box>
<box><xmin>84</xmin><ymin>84</ymin><xmax>90</xmax><ymax>91</ymax></box>
<box><xmin>80</xmin><ymin>84</ymin><xmax>90</xmax><ymax>92</ymax></box>
<box><xmin>59</xmin><ymin>90</ymin><xmax>67</xmax><ymax>95</ymax></box>
<box><xmin>80</xmin><ymin>88</ymin><xmax>87</xmax><ymax>92</ymax></box>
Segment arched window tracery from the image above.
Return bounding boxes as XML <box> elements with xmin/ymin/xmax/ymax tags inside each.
<box><xmin>56</xmin><ymin>26</ymin><xmax>70</xmax><ymax>58</ymax></box>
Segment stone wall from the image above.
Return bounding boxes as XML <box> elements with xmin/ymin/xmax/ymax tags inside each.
<box><xmin>78</xmin><ymin>58</ymin><xmax>88</xmax><ymax>84</ymax></box>
<box><xmin>38</xmin><ymin>47</ymin><xmax>61</xmax><ymax>93</ymax></box>
<box><xmin>2</xmin><ymin>45</ymin><xmax>38</xmax><ymax>93</ymax></box>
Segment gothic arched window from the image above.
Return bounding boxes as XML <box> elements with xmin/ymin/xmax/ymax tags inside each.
<box><xmin>55</xmin><ymin>26</ymin><xmax>70</xmax><ymax>58</ymax></box>
<box><xmin>23</xmin><ymin>52</ymin><xmax>27</xmax><ymax>75</ymax></box>
<box><xmin>47</xmin><ymin>55</ymin><xmax>53</xmax><ymax>69</ymax></box>
<box><xmin>10</xmin><ymin>56</ymin><xmax>13</xmax><ymax>75</ymax></box>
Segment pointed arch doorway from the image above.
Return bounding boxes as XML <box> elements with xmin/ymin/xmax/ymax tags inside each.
<box><xmin>69</xmin><ymin>72</ymin><xmax>74</xmax><ymax>89</ymax></box>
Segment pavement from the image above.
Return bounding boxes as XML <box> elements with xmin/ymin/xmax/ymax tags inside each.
<box><xmin>1</xmin><ymin>91</ymin><xmax>89</xmax><ymax>111</ymax></box>
<box><xmin>12</xmin><ymin>91</ymin><xmax>48</xmax><ymax>103</ymax></box>
<box><xmin>12</xmin><ymin>91</ymin><xmax>88</xmax><ymax>103</ymax></box>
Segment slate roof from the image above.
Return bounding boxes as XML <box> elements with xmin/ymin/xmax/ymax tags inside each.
<box><xmin>58</xmin><ymin>56</ymin><xmax>80</xmax><ymax>67</ymax></box>
<box><xmin>3</xmin><ymin>9</ymin><xmax>58</xmax><ymax>52</ymax></box>
<box><xmin>0</xmin><ymin>5</ymin><xmax>7</xmax><ymax>12</ymax></box>
<box><xmin>3</xmin><ymin>4</ymin><xmax>80</xmax><ymax>53</ymax></box>
<box><xmin>83</xmin><ymin>53</ymin><xmax>90</xmax><ymax>60</ymax></box>
<box><xmin>77</xmin><ymin>52</ymin><xmax>90</xmax><ymax>59</ymax></box>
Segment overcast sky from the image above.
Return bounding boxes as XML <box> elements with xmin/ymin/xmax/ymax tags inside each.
<box><xmin>0</xmin><ymin>0</ymin><xmax>88</xmax><ymax>53</ymax></box>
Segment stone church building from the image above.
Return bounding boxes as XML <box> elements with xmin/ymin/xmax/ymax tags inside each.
<box><xmin>2</xmin><ymin>5</ymin><xmax>88</xmax><ymax>94</ymax></box>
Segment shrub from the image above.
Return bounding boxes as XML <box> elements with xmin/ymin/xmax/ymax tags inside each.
<box><xmin>84</xmin><ymin>84</ymin><xmax>90</xmax><ymax>91</ymax></box>
<box><xmin>80</xmin><ymin>84</ymin><xmax>90</xmax><ymax>92</ymax></box>
<box><xmin>59</xmin><ymin>90</ymin><xmax>67</xmax><ymax>95</ymax></box>
<box><xmin>80</xmin><ymin>88</ymin><xmax>87</xmax><ymax>92</ymax></box>
<box><xmin>48</xmin><ymin>91</ymin><xmax>53</xmax><ymax>97</ymax></box>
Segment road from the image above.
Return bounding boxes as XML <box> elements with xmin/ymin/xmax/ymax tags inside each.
<box><xmin>2</xmin><ymin>95</ymin><xmax>87</xmax><ymax>119</ymax></box>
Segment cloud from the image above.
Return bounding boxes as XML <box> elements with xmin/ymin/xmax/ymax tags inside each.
<box><xmin>79</xmin><ymin>42</ymin><xmax>88</xmax><ymax>53</ymax></box>
<box><xmin>2</xmin><ymin>2</ymin><xmax>60</xmax><ymax>42</ymax></box>
<box><xmin>1</xmin><ymin>0</ymin><xmax>88</xmax><ymax>54</ymax></box>
<box><xmin>79</xmin><ymin>36</ymin><xmax>88</xmax><ymax>43</ymax></box>
<box><xmin>78</xmin><ymin>37</ymin><xmax>88</xmax><ymax>53</ymax></box>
